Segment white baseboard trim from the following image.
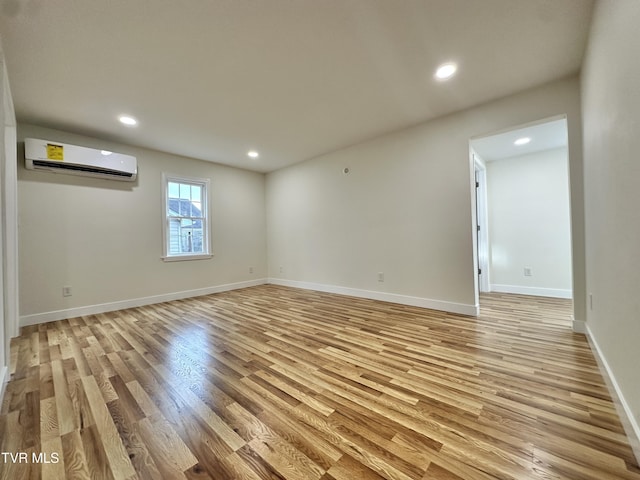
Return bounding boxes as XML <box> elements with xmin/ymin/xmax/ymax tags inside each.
<box><xmin>572</xmin><ymin>318</ymin><xmax>587</xmax><ymax>334</ymax></box>
<box><xmin>18</xmin><ymin>277</ymin><xmax>479</xmax><ymax>326</ymax></box>
<box><xmin>19</xmin><ymin>278</ymin><xmax>268</xmax><ymax>327</ymax></box>
<box><xmin>491</xmin><ymin>284</ymin><xmax>573</xmax><ymax>299</ymax></box>
<box><xmin>268</xmin><ymin>278</ymin><xmax>479</xmax><ymax>316</ymax></box>
<box><xmin>586</xmin><ymin>324</ymin><xmax>640</xmax><ymax>465</ymax></box>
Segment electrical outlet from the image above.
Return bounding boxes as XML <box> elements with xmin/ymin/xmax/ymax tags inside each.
<box><xmin>524</xmin><ymin>267</ymin><xmax>532</xmax><ymax>277</ymax></box>
<box><xmin>249</xmin><ymin>266</ymin><xmax>254</xmax><ymax>274</ymax></box>
<box><xmin>378</xmin><ymin>272</ymin><xmax>384</xmax><ymax>282</ymax></box>
<box><xmin>589</xmin><ymin>293</ymin><xmax>593</xmax><ymax>310</ymax></box>
<box><xmin>62</xmin><ymin>286</ymin><xmax>72</xmax><ymax>297</ymax></box>
<box><xmin>279</xmin><ymin>266</ymin><xmax>284</xmax><ymax>274</ymax></box>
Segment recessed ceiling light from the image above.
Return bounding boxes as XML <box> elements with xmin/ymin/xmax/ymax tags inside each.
<box><xmin>514</xmin><ymin>137</ymin><xmax>531</xmax><ymax>146</ymax></box>
<box><xmin>247</xmin><ymin>150</ymin><xmax>259</xmax><ymax>158</ymax></box>
<box><xmin>101</xmin><ymin>150</ymin><xmax>113</xmax><ymax>156</ymax></box>
<box><xmin>118</xmin><ymin>115</ymin><xmax>138</xmax><ymax>126</ymax></box>
<box><xmin>434</xmin><ymin>62</ymin><xmax>458</xmax><ymax>80</ymax></box>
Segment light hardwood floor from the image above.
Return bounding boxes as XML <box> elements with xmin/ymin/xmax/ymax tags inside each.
<box><xmin>1</xmin><ymin>285</ymin><xmax>639</xmax><ymax>479</ymax></box>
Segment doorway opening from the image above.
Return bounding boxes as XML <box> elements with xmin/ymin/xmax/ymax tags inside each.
<box><xmin>469</xmin><ymin>116</ymin><xmax>573</xmax><ymax>314</ymax></box>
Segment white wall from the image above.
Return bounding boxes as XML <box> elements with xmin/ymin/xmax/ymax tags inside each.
<box><xmin>18</xmin><ymin>124</ymin><xmax>267</xmax><ymax>324</ymax></box>
<box><xmin>266</xmin><ymin>77</ymin><xmax>585</xmax><ymax>319</ymax></box>
<box><xmin>581</xmin><ymin>0</ymin><xmax>640</xmax><ymax>456</ymax></box>
<box><xmin>487</xmin><ymin>148</ymin><xmax>572</xmax><ymax>297</ymax></box>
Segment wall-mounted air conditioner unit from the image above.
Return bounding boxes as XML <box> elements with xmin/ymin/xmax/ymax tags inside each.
<box><xmin>24</xmin><ymin>138</ymin><xmax>137</xmax><ymax>182</ymax></box>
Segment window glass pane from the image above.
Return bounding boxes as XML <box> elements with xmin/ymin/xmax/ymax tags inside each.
<box><xmin>176</xmin><ymin>198</ymin><xmax>190</xmax><ymax>216</ymax></box>
<box><xmin>168</xmin><ymin>198</ymin><xmax>179</xmax><ymax>216</ymax></box>
<box><xmin>191</xmin><ymin>201</ymin><xmax>202</xmax><ymax>218</ymax></box>
<box><xmin>168</xmin><ymin>218</ymin><xmax>181</xmax><ymax>253</ymax></box>
<box><xmin>191</xmin><ymin>185</ymin><xmax>201</xmax><ymax>203</ymax></box>
<box><xmin>168</xmin><ymin>182</ymin><xmax>180</xmax><ymax>199</ymax></box>
<box><xmin>179</xmin><ymin>183</ymin><xmax>191</xmax><ymax>200</ymax></box>
<box><xmin>176</xmin><ymin>218</ymin><xmax>203</xmax><ymax>253</ymax></box>
<box><xmin>192</xmin><ymin>230</ymin><xmax>203</xmax><ymax>253</ymax></box>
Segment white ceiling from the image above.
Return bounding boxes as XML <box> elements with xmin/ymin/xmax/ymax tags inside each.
<box><xmin>471</xmin><ymin>118</ymin><xmax>568</xmax><ymax>161</ymax></box>
<box><xmin>0</xmin><ymin>0</ymin><xmax>594</xmax><ymax>172</ymax></box>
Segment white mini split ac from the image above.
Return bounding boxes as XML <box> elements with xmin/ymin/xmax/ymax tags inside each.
<box><xmin>24</xmin><ymin>138</ymin><xmax>137</xmax><ymax>182</ymax></box>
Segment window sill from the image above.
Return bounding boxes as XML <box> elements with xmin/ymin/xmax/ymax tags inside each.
<box><xmin>162</xmin><ymin>254</ymin><xmax>213</xmax><ymax>262</ymax></box>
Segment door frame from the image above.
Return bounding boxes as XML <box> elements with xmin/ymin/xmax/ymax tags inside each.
<box><xmin>474</xmin><ymin>155</ymin><xmax>490</xmax><ymax>294</ymax></box>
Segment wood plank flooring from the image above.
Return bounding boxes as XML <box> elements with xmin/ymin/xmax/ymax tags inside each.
<box><xmin>1</xmin><ymin>285</ymin><xmax>639</xmax><ymax>479</ymax></box>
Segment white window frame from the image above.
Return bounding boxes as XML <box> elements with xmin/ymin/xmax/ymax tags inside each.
<box><xmin>162</xmin><ymin>173</ymin><xmax>212</xmax><ymax>262</ymax></box>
